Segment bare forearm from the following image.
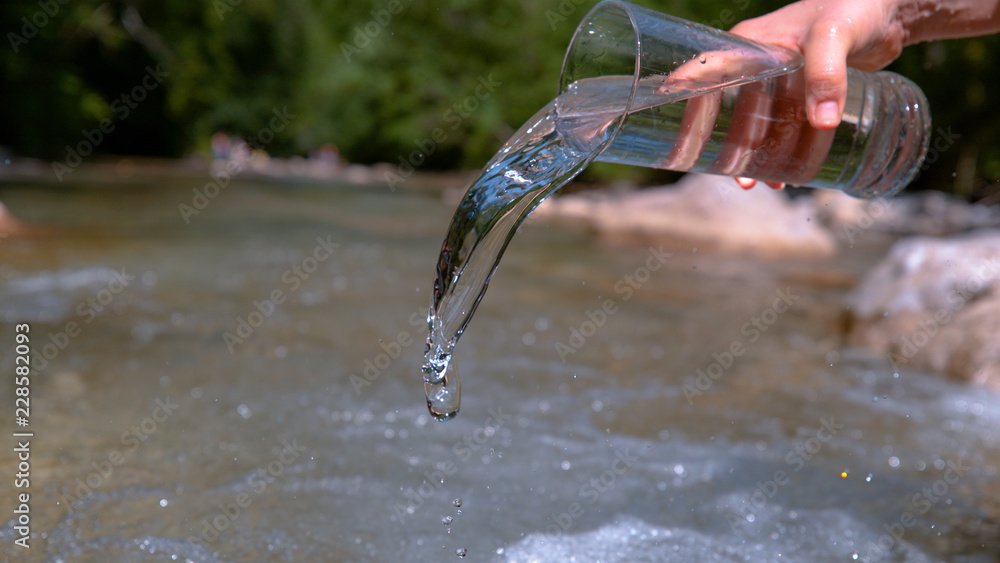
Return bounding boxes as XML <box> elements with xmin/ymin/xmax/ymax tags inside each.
<box><xmin>898</xmin><ymin>0</ymin><xmax>1000</xmax><ymax>44</ymax></box>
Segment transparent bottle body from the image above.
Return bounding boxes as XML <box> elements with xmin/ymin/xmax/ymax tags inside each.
<box><xmin>595</xmin><ymin>68</ymin><xmax>930</xmax><ymax>198</ymax></box>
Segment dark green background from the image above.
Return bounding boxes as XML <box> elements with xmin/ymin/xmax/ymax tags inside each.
<box><xmin>2</xmin><ymin>0</ymin><xmax>998</xmax><ymax>199</ymax></box>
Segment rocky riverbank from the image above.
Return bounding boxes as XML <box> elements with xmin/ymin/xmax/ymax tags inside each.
<box><xmin>845</xmin><ymin>230</ymin><xmax>1000</xmax><ymax>388</ymax></box>
<box><xmin>529</xmin><ymin>173</ymin><xmax>1000</xmax><ymax>387</ymax></box>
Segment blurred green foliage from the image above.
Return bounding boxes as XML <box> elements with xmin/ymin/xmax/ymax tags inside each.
<box><xmin>1</xmin><ymin>0</ymin><xmax>999</xmax><ymax>198</ymax></box>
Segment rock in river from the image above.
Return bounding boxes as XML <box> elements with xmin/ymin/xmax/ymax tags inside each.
<box><xmin>845</xmin><ymin>229</ymin><xmax>1000</xmax><ymax>387</ymax></box>
<box><xmin>529</xmin><ymin>173</ymin><xmax>837</xmax><ymax>260</ymax></box>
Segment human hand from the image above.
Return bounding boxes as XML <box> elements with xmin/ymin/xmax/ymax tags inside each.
<box><xmin>655</xmin><ymin>52</ymin><xmax>832</xmax><ymax>190</ymax></box>
<box><xmin>654</xmin><ymin>50</ymin><xmax>796</xmax><ymax>179</ymax></box>
<box><xmin>736</xmin><ymin>177</ymin><xmax>785</xmax><ymax>190</ymax></box>
<box><xmin>729</xmin><ymin>0</ymin><xmax>1000</xmax><ymax>190</ymax></box>
<box><xmin>729</xmin><ymin>0</ymin><xmax>908</xmax><ymax>130</ymax></box>
<box><xmin>728</xmin><ymin>0</ymin><xmax>910</xmax><ymax>190</ymax></box>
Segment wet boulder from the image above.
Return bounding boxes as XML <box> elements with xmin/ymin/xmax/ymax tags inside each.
<box><xmin>813</xmin><ymin>189</ymin><xmax>1000</xmax><ymax>243</ymax></box>
<box><xmin>845</xmin><ymin>230</ymin><xmax>1000</xmax><ymax>387</ymax></box>
<box><xmin>530</xmin><ymin>173</ymin><xmax>837</xmax><ymax>260</ymax></box>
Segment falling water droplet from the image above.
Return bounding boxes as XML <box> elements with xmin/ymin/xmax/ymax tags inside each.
<box><xmin>452</xmin><ymin>498</ymin><xmax>462</xmax><ymax>508</ymax></box>
<box><xmin>456</xmin><ymin>548</ymin><xmax>467</xmax><ymax>558</ymax></box>
<box><xmin>424</xmin><ymin>357</ymin><xmax>461</xmax><ymax>421</ymax></box>
<box><xmin>442</xmin><ymin>516</ymin><xmax>453</xmax><ymax>525</ymax></box>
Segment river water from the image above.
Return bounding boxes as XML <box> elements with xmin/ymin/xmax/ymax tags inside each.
<box><xmin>0</xmin><ymin>178</ymin><xmax>997</xmax><ymax>561</ymax></box>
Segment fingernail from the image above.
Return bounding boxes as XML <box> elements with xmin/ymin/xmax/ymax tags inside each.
<box><xmin>815</xmin><ymin>100</ymin><xmax>840</xmax><ymax>127</ymax></box>
<box><xmin>736</xmin><ymin>177</ymin><xmax>755</xmax><ymax>190</ymax></box>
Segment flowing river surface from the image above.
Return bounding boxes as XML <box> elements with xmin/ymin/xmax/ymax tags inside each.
<box><xmin>0</xmin><ymin>177</ymin><xmax>998</xmax><ymax>562</ymax></box>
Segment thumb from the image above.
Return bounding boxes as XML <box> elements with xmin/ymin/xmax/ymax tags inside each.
<box><xmin>802</xmin><ymin>21</ymin><xmax>853</xmax><ymax>129</ymax></box>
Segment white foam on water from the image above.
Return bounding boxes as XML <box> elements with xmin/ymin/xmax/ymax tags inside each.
<box><xmin>503</xmin><ymin>511</ymin><xmax>937</xmax><ymax>563</ymax></box>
